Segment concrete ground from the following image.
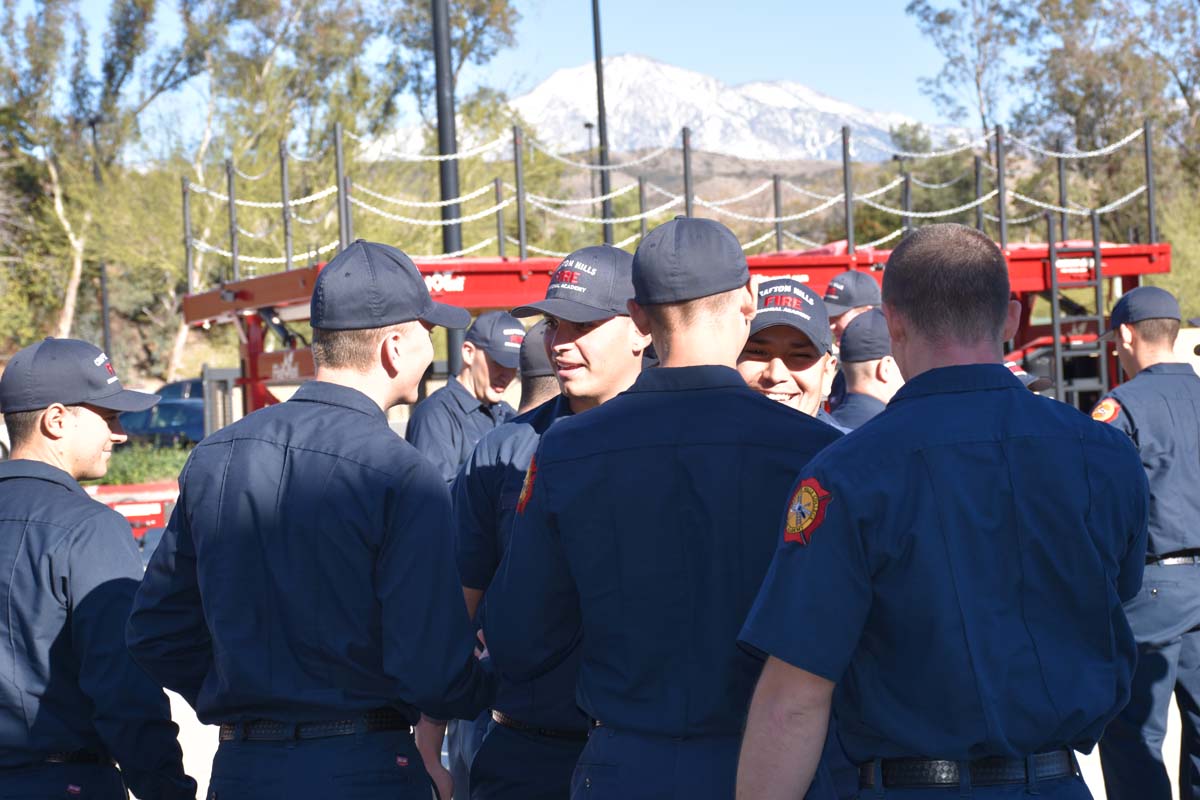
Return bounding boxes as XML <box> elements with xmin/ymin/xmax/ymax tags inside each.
<box><xmin>166</xmin><ymin>693</ymin><xmax>1183</xmax><ymax>800</ymax></box>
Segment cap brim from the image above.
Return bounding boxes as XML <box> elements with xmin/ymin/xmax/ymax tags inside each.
<box><xmin>94</xmin><ymin>389</ymin><xmax>161</xmax><ymax>413</ymax></box>
<box><xmin>749</xmin><ymin>316</ymin><xmax>832</xmax><ymax>352</ymax></box>
<box><xmin>1189</xmin><ymin>318</ymin><xmax>1200</xmax><ymax>327</ymax></box>
<box><xmin>1096</xmin><ymin>328</ymin><xmax>1117</xmax><ymax>342</ymax></box>
<box><xmin>1024</xmin><ymin>376</ymin><xmax>1055</xmax><ymax>392</ymax></box>
<box><xmin>511</xmin><ymin>298</ymin><xmax>622</xmax><ymax>324</ymax></box>
<box><xmin>483</xmin><ymin>347</ymin><xmax>521</xmax><ymax>370</ymax></box>
<box><xmin>823</xmin><ymin>301</ymin><xmax>854</xmax><ymax>316</ymax></box>
<box><xmin>420</xmin><ymin>302</ymin><xmax>471</xmax><ymax>330</ymax></box>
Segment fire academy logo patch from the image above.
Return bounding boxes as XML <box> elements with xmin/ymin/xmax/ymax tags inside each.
<box><xmin>784</xmin><ymin>477</ymin><xmax>831</xmax><ymax>546</ymax></box>
<box><xmin>1092</xmin><ymin>398</ymin><xmax>1122</xmax><ymax>424</ymax></box>
<box><xmin>516</xmin><ymin>455</ymin><xmax>538</xmax><ymax>514</ymax></box>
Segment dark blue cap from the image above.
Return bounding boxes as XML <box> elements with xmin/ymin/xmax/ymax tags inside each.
<box><xmin>311</xmin><ymin>239</ymin><xmax>470</xmax><ymax>331</ymax></box>
<box><xmin>466</xmin><ymin>311</ymin><xmax>525</xmax><ymax>370</ymax></box>
<box><xmin>0</xmin><ymin>338</ymin><xmax>160</xmax><ymax>414</ymax></box>
<box><xmin>519</xmin><ymin>320</ymin><xmax>555</xmax><ymax>378</ymax></box>
<box><xmin>823</xmin><ymin>270</ymin><xmax>881</xmax><ymax>316</ymax></box>
<box><xmin>512</xmin><ymin>245</ymin><xmax>635</xmax><ymax>323</ymax></box>
<box><xmin>632</xmin><ymin>217</ymin><xmax>749</xmax><ymax>305</ymax></box>
<box><xmin>750</xmin><ymin>278</ymin><xmax>833</xmax><ymax>353</ymax></box>
<box><xmin>1100</xmin><ymin>286</ymin><xmax>1181</xmax><ymax>341</ymax></box>
<box><xmin>839</xmin><ymin>308</ymin><xmax>892</xmax><ymax>363</ymax></box>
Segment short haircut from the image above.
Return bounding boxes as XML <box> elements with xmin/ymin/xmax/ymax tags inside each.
<box><xmin>1132</xmin><ymin>317</ymin><xmax>1180</xmax><ymax>347</ymax></box>
<box><xmin>519</xmin><ymin>374</ymin><xmax>559</xmax><ymax>408</ymax></box>
<box><xmin>882</xmin><ymin>224</ymin><xmax>1010</xmax><ymax>343</ymax></box>
<box><xmin>640</xmin><ymin>289</ymin><xmax>737</xmax><ymax>333</ymax></box>
<box><xmin>842</xmin><ymin>359</ymin><xmax>880</xmax><ymax>389</ymax></box>
<box><xmin>3</xmin><ymin>409</ymin><xmax>43</xmax><ymax>450</ymax></box>
<box><xmin>311</xmin><ymin>324</ymin><xmax>404</xmax><ymax>370</ymax></box>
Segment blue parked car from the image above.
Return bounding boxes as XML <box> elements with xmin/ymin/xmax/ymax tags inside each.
<box><xmin>120</xmin><ymin>398</ymin><xmax>204</xmax><ymax>447</ymax></box>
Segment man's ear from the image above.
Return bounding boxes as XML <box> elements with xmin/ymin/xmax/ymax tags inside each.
<box><xmin>626</xmin><ymin>317</ymin><xmax>652</xmax><ymax>356</ymax></box>
<box><xmin>461</xmin><ymin>340</ymin><xmax>478</xmax><ymax>367</ymax></box>
<box><xmin>738</xmin><ymin>280</ymin><xmax>757</xmax><ymax>324</ymax></box>
<box><xmin>881</xmin><ymin>303</ymin><xmax>905</xmax><ymax>347</ymax></box>
<box><xmin>877</xmin><ymin>355</ymin><xmax>895</xmax><ymax>383</ymax></box>
<box><xmin>1119</xmin><ymin>322</ymin><xmax>1136</xmax><ymax>349</ymax></box>
<box><xmin>39</xmin><ymin>404</ymin><xmax>70</xmax><ymax>441</ymax></box>
<box><xmin>1001</xmin><ymin>299</ymin><xmax>1022</xmax><ymax>342</ymax></box>
<box><xmin>627</xmin><ymin>299</ymin><xmax>652</xmax><ymax>337</ymax></box>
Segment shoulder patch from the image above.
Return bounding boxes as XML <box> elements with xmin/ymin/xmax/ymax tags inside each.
<box><xmin>1092</xmin><ymin>398</ymin><xmax>1122</xmax><ymax>424</ymax></box>
<box><xmin>784</xmin><ymin>477</ymin><xmax>832</xmax><ymax>546</ymax></box>
<box><xmin>516</xmin><ymin>455</ymin><xmax>538</xmax><ymax>514</ymax></box>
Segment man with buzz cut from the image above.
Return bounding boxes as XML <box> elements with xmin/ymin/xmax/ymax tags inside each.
<box><xmin>485</xmin><ymin>218</ymin><xmax>843</xmax><ymax>799</ymax></box>
<box><xmin>0</xmin><ymin>338</ymin><xmax>196</xmax><ymax>800</ymax></box>
<box><xmin>829</xmin><ymin>308</ymin><xmax>903</xmax><ymax>430</ymax></box>
<box><xmin>455</xmin><ymin>244</ymin><xmax>650</xmax><ymax>800</ymax></box>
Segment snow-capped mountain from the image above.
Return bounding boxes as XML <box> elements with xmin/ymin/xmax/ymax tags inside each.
<box><xmin>509</xmin><ymin>54</ymin><xmax>955</xmax><ymax>162</ymax></box>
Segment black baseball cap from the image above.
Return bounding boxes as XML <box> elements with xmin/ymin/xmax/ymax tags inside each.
<box><xmin>519</xmin><ymin>320</ymin><xmax>555</xmax><ymax>378</ymax></box>
<box><xmin>1099</xmin><ymin>286</ymin><xmax>1181</xmax><ymax>341</ymax></box>
<box><xmin>1005</xmin><ymin>360</ymin><xmax>1054</xmax><ymax>392</ymax></box>
<box><xmin>0</xmin><ymin>338</ymin><xmax>160</xmax><ymax>414</ymax></box>
<box><xmin>311</xmin><ymin>239</ymin><xmax>470</xmax><ymax>331</ymax></box>
<box><xmin>823</xmin><ymin>270</ymin><xmax>882</xmax><ymax>316</ymax></box>
<box><xmin>466</xmin><ymin>311</ymin><xmax>525</xmax><ymax>370</ymax></box>
<box><xmin>512</xmin><ymin>245</ymin><xmax>634</xmax><ymax>323</ymax></box>
<box><xmin>750</xmin><ymin>278</ymin><xmax>833</xmax><ymax>354</ymax></box>
<box><xmin>632</xmin><ymin>217</ymin><xmax>750</xmax><ymax>305</ymax></box>
<box><xmin>839</xmin><ymin>308</ymin><xmax>891</xmax><ymax>363</ymax></box>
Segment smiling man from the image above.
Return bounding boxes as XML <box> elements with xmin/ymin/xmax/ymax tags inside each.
<box><xmin>407</xmin><ymin>310</ymin><xmax>526</xmax><ymax>483</ymax></box>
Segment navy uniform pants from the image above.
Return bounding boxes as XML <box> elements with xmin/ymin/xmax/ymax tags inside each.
<box><xmin>468</xmin><ymin>719</ymin><xmax>585</xmax><ymax>800</ymax></box>
<box><xmin>1100</xmin><ymin>562</ymin><xmax>1200</xmax><ymax>800</ymax></box>
<box><xmin>569</xmin><ymin>726</ymin><xmax>850</xmax><ymax>800</ymax></box>
<box><xmin>205</xmin><ymin>730</ymin><xmax>435</xmax><ymax>800</ymax></box>
<box><xmin>0</xmin><ymin>763</ymin><xmax>126</xmax><ymax>799</ymax></box>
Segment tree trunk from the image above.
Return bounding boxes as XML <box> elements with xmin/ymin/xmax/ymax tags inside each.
<box><xmin>165</xmin><ymin>319</ymin><xmax>191</xmax><ymax>381</ymax></box>
<box><xmin>47</xmin><ymin>159</ymin><xmax>91</xmax><ymax>340</ymax></box>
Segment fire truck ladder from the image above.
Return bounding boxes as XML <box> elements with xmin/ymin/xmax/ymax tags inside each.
<box><xmin>1045</xmin><ymin>211</ymin><xmax>1109</xmax><ymax>410</ymax></box>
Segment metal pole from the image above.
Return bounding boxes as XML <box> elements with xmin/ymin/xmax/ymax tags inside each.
<box><xmin>494</xmin><ymin>178</ymin><xmax>506</xmax><ymax>259</ymax></box>
<box><xmin>99</xmin><ymin>263</ymin><xmax>112</xmax><ymax>356</ymax></box>
<box><xmin>638</xmin><ymin>176</ymin><xmax>648</xmax><ymax>240</ymax></box>
<box><xmin>841</xmin><ymin>126</ymin><xmax>855</xmax><ymax>255</ymax></box>
<box><xmin>226</xmin><ymin>158</ymin><xmax>240</xmax><ymax>281</ymax></box>
<box><xmin>343</xmin><ymin>176</ymin><xmax>354</xmax><ymax>243</ymax></box>
<box><xmin>513</xmin><ymin>126</ymin><xmax>528</xmax><ymax>261</ymax></box>
<box><xmin>974</xmin><ymin>155</ymin><xmax>984</xmax><ymax>231</ymax></box>
<box><xmin>773</xmin><ymin>174</ymin><xmax>783</xmax><ymax>252</ymax></box>
<box><xmin>682</xmin><ymin>127</ymin><xmax>694</xmax><ymax>217</ymax></box>
<box><xmin>182</xmin><ymin>177</ymin><xmax>195</xmax><ymax>294</ymax></box>
<box><xmin>432</xmin><ymin>0</ymin><xmax>464</xmax><ymax>381</ymax></box>
<box><xmin>592</xmin><ymin>0</ymin><xmax>613</xmax><ymax>244</ymax></box>
<box><xmin>1055</xmin><ymin>136</ymin><xmax>1068</xmax><ymax>242</ymax></box>
<box><xmin>1144</xmin><ymin>119</ymin><xmax>1158</xmax><ymax>243</ymax></box>
<box><xmin>334</xmin><ymin>122</ymin><xmax>349</xmax><ymax>250</ymax></box>
<box><xmin>995</xmin><ymin>125</ymin><xmax>1008</xmax><ymax>251</ymax></box>
<box><xmin>280</xmin><ymin>141</ymin><xmax>293</xmax><ymax>271</ymax></box>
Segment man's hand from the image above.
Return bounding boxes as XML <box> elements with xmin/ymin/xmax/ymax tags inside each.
<box><xmin>736</xmin><ymin>656</ymin><xmax>834</xmax><ymax>800</ymax></box>
<box><xmin>415</xmin><ymin>715</ymin><xmax>452</xmax><ymax>799</ymax></box>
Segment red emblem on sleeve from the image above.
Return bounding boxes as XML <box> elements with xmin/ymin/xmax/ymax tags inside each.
<box><xmin>516</xmin><ymin>455</ymin><xmax>538</xmax><ymax>514</ymax></box>
<box><xmin>1092</xmin><ymin>398</ymin><xmax>1122</xmax><ymax>424</ymax></box>
<box><xmin>784</xmin><ymin>477</ymin><xmax>831</xmax><ymax>546</ymax></box>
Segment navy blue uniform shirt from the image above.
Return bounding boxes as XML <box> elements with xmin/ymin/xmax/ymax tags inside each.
<box><xmin>454</xmin><ymin>394</ymin><xmax>587</xmax><ymax>731</ymax></box>
<box><xmin>828</xmin><ymin>392</ymin><xmax>886</xmax><ymax>431</ymax></box>
<box><xmin>127</xmin><ymin>381</ymin><xmax>494</xmax><ymax>725</ymax></box>
<box><xmin>0</xmin><ymin>460</ymin><xmax>193</xmax><ymax>799</ymax></box>
<box><xmin>407</xmin><ymin>379</ymin><xmax>516</xmax><ymax>483</ymax></box>
<box><xmin>741</xmin><ymin>364</ymin><xmax>1149</xmax><ymax>762</ymax></box>
<box><xmin>1092</xmin><ymin>362</ymin><xmax>1200</xmax><ymax>557</ymax></box>
<box><xmin>486</xmin><ymin>366</ymin><xmax>842</xmax><ymax>737</ymax></box>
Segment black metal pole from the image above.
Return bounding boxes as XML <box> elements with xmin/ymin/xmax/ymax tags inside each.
<box><xmin>995</xmin><ymin>125</ymin><xmax>1008</xmax><ymax>251</ymax></box>
<box><xmin>280</xmin><ymin>141</ymin><xmax>293</xmax><ymax>271</ymax></box>
<box><xmin>974</xmin><ymin>155</ymin><xmax>984</xmax><ymax>231</ymax></box>
<box><xmin>841</xmin><ymin>126</ymin><xmax>855</xmax><ymax>255</ymax></box>
<box><xmin>432</xmin><ymin>0</ymin><xmax>464</xmax><ymax>380</ymax></box>
<box><xmin>99</xmin><ymin>263</ymin><xmax>112</xmax><ymax>355</ymax></box>
<box><xmin>682</xmin><ymin>127</ymin><xmax>694</xmax><ymax>217</ymax></box>
<box><xmin>495</xmin><ymin>178</ymin><xmax>506</xmax><ymax>258</ymax></box>
<box><xmin>592</xmin><ymin>0</ymin><xmax>613</xmax><ymax>244</ymax></box>
<box><xmin>1056</xmin><ymin>136</ymin><xmax>1068</xmax><ymax>242</ymax></box>
<box><xmin>334</xmin><ymin>122</ymin><xmax>349</xmax><ymax>249</ymax></box>
<box><xmin>773</xmin><ymin>174</ymin><xmax>783</xmax><ymax>252</ymax></box>
<box><xmin>513</xmin><ymin>126</ymin><xmax>528</xmax><ymax>261</ymax></box>
<box><xmin>638</xmin><ymin>176</ymin><xmax>647</xmax><ymax>239</ymax></box>
<box><xmin>182</xmin><ymin>177</ymin><xmax>194</xmax><ymax>293</ymax></box>
<box><xmin>1144</xmin><ymin>119</ymin><xmax>1158</xmax><ymax>243</ymax></box>
<box><xmin>226</xmin><ymin>159</ymin><xmax>239</xmax><ymax>281</ymax></box>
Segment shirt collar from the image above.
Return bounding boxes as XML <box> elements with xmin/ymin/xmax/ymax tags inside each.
<box><xmin>291</xmin><ymin>381</ymin><xmax>388</xmax><ymax>423</ymax></box>
<box><xmin>446</xmin><ymin>376</ymin><xmax>486</xmax><ymax>414</ymax></box>
<box><xmin>0</xmin><ymin>459</ymin><xmax>88</xmax><ymax>496</ymax></box>
<box><xmin>839</xmin><ymin>392</ymin><xmax>888</xmax><ymax>413</ymax></box>
<box><xmin>1141</xmin><ymin>362</ymin><xmax>1197</xmax><ymax>376</ymax></box>
<box><xmin>628</xmin><ymin>365</ymin><xmax>751</xmax><ymax>394</ymax></box>
<box><xmin>890</xmin><ymin>363</ymin><xmax>1025</xmax><ymax>405</ymax></box>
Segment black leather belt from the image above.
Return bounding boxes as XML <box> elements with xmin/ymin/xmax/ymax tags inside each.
<box><xmin>43</xmin><ymin>751</ymin><xmax>114</xmax><ymax>766</ymax></box>
<box><xmin>491</xmin><ymin>710</ymin><xmax>589</xmax><ymax>742</ymax></box>
<box><xmin>219</xmin><ymin>708</ymin><xmax>412</xmax><ymax>742</ymax></box>
<box><xmin>859</xmin><ymin>749</ymin><xmax>1076</xmax><ymax>788</ymax></box>
<box><xmin>1148</xmin><ymin>549</ymin><xmax>1200</xmax><ymax>566</ymax></box>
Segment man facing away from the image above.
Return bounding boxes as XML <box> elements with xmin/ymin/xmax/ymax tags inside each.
<box><xmin>127</xmin><ymin>240</ymin><xmax>495</xmax><ymax>800</ymax></box>
<box><xmin>0</xmin><ymin>338</ymin><xmax>195</xmax><ymax>800</ymax></box>
<box><xmin>485</xmin><ymin>217</ymin><xmax>843</xmax><ymax>799</ymax></box>
<box><xmin>1095</xmin><ymin>286</ymin><xmax>1200</xmax><ymax>800</ymax></box>
<box><xmin>737</xmin><ymin>223</ymin><xmax>1148</xmax><ymax>799</ymax></box>
<box><xmin>829</xmin><ymin>308</ymin><xmax>903</xmax><ymax>430</ymax></box>
<box><xmin>455</xmin><ymin>245</ymin><xmax>649</xmax><ymax>800</ymax></box>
